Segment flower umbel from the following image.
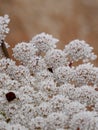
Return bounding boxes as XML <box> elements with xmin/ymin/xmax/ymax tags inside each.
<box><xmin>0</xmin><ymin>14</ymin><xmax>98</xmax><ymax>130</ymax></box>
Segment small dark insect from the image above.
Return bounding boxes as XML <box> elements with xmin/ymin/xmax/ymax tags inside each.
<box><xmin>48</xmin><ymin>68</ymin><xmax>53</xmax><ymax>73</ymax></box>
<box><xmin>6</xmin><ymin>118</ymin><xmax>11</xmax><ymax>123</ymax></box>
<box><xmin>69</xmin><ymin>62</ymin><xmax>73</xmax><ymax>67</ymax></box>
<box><xmin>6</xmin><ymin>92</ymin><xmax>16</xmax><ymax>102</ymax></box>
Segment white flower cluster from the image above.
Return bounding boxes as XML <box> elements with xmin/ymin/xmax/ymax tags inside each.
<box><xmin>44</xmin><ymin>49</ymin><xmax>68</xmax><ymax>69</ymax></box>
<box><xmin>64</xmin><ymin>40</ymin><xmax>97</xmax><ymax>63</ymax></box>
<box><xmin>30</xmin><ymin>32</ymin><xmax>59</xmax><ymax>53</ymax></box>
<box><xmin>0</xmin><ymin>15</ymin><xmax>10</xmax><ymax>43</ymax></box>
<box><xmin>13</xmin><ymin>42</ymin><xmax>38</xmax><ymax>63</ymax></box>
<box><xmin>0</xmin><ymin>15</ymin><xmax>98</xmax><ymax>130</ymax></box>
<box><xmin>74</xmin><ymin>63</ymin><xmax>98</xmax><ymax>87</ymax></box>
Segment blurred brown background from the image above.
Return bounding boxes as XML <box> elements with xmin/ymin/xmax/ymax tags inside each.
<box><xmin>0</xmin><ymin>0</ymin><xmax>98</xmax><ymax>65</ymax></box>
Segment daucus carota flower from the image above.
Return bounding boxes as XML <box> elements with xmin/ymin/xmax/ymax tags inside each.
<box><xmin>0</xmin><ymin>15</ymin><xmax>10</xmax><ymax>42</ymax></box>
<box><xmin>44</xmin><ymin>49</ymin><xmax>68</xmax><ymax>69</ymax></box>
<box><xmin>54</xmin><ymin>66</ymin><xmax>75</xmax><ymax>84</ymax></box>
<box><xmin>13</xmin><ymin>42</ymin><xmax>38</xmax><ymax>63</ymax></box>
<box><xmin>31</xmin><ymin>32</ymin><xmax>59</xmax><ymax>53</ymax></box>
<box><xmin>0</xmin><ymin>14</ymin><xmax>98</xmax><ymax>130</ymax></box>
<box><xmin>70</xmin><ymin>111</ymin><xmax>97</xmax><ymax>130</ymax></box>
<box><xmin>64</xmin><ymin>39</ymin><xmax>97</xmax><ymax>63</ymax></box>
<box><xmin>74</xmin><ymin>63</ymin><xmax>98</xmax><ymax>87</ymax></box>
<box><xmin>46</xmin><ymin>112</ymin><xmax>69</xmax><ymax>129</ymax></box>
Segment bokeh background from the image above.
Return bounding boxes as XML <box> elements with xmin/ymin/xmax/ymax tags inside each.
<box><xmin>0</xmin><ymin>0</ymin><xmax>98</xmax><ymax>65</ymax></box>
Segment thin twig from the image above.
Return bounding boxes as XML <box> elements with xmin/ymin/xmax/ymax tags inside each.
<box><xmin>1</xmin><ymin>40</ymin><xmax>10</xmax><ymax>58</ymax></box>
